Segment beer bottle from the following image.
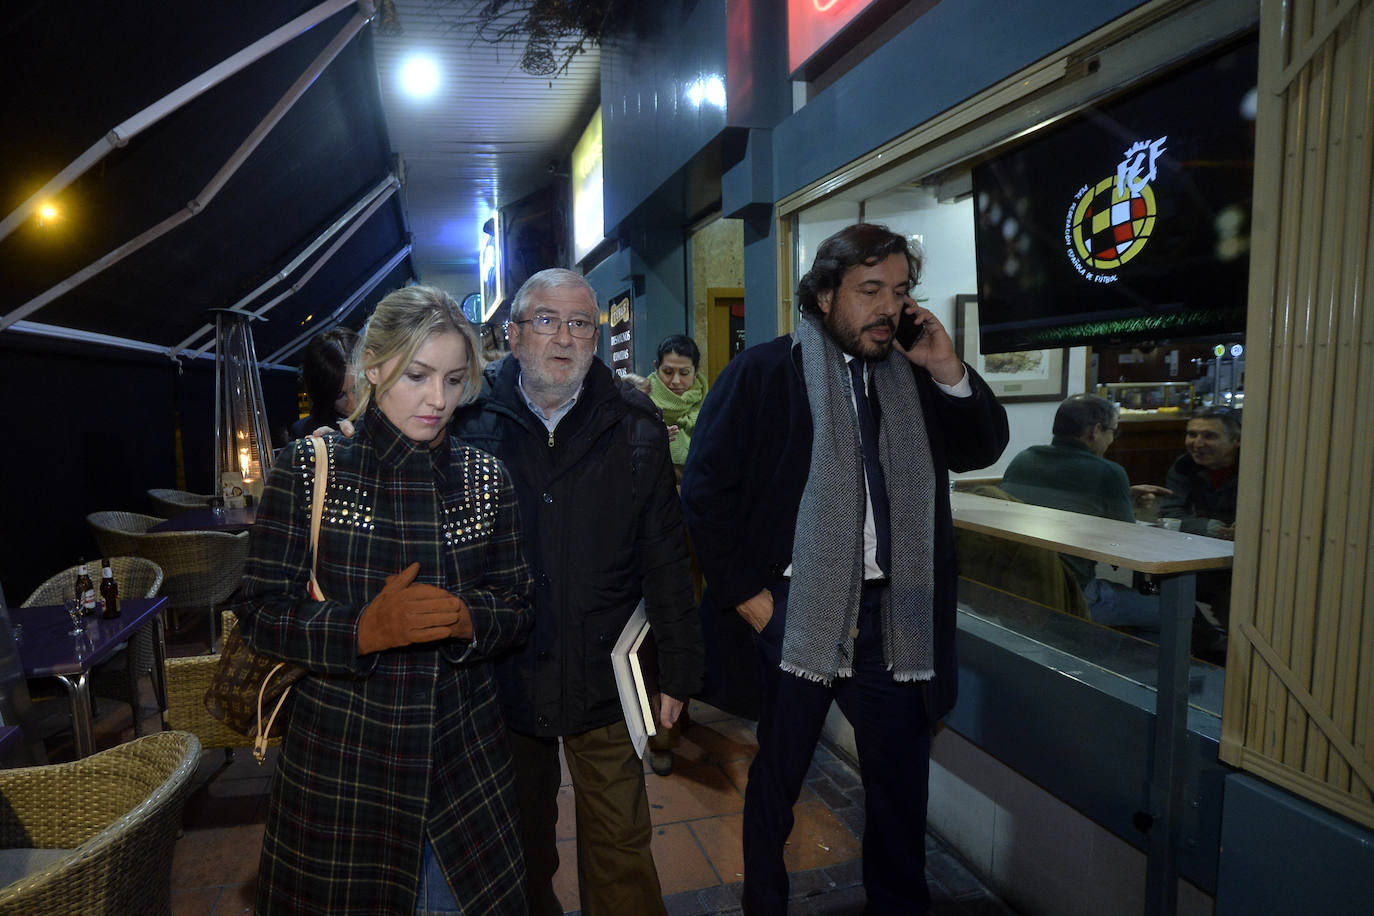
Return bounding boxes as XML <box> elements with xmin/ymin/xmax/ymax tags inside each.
<box><xmin>75</xmin><ymin>559</ymin><xmax>97</xmax><ymax>614</ymax></box>
<box><xmin>100</xmin><ymin>559</ymin><xmax>120</xmax><ymax>618</ymax></box>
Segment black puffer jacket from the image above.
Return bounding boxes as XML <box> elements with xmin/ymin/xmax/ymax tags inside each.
<box><xmin>452</xmin><ymin>355</ymin><xmax>703</xmax><ymax>736</ymax></box>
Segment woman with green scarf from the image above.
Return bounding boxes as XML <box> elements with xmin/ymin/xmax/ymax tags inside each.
<box><xmin>649</xmin><ymin>334</ymin><xmax>707</xmax><ymax>468</ymax></box>
<box><xmin>645</xmin><ymin>334</ymin><xmax>706</xmax><ymax>776</ymax></box>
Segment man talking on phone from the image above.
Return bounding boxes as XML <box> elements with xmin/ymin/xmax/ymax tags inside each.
<box><xmin>681</xmin><ymin>223</ymin><xmax>1008</xmax><ymax>915</ymax></box>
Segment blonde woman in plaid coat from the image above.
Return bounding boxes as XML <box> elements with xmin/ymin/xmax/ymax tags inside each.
<box><xmin>238</xmin><ymin>287</ymin><xmax>534</xmax><ymax>915</ymax></box>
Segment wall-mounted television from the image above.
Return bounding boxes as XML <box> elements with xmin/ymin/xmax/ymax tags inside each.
<box><xmin>971</xmin><ymin>36</ymin><xmax>1258</xmax><ymax>353</ymax></box>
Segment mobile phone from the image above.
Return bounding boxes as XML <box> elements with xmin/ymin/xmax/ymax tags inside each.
<box><xmin>895</xmin><ymin>308</ymin><xmax>925</xmax><ymax>349</ymax></box>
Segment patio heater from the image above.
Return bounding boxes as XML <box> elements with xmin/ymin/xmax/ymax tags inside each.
<box><xmin>211</xmin><ymin>309</ymin><xmax>273</xmax><ymax>505</ymax></box>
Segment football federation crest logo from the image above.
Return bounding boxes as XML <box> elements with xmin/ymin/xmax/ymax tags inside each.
<box><xmin>1065</xmin><ymin>137</ymin><xmax>1167</xmax><ymax>281</ymax></box>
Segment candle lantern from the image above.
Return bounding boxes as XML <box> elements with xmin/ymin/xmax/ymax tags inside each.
<box><xmin>212</xmin><ymin>309</ymin><xmax>273</xmax><ymax>504</ymax></box>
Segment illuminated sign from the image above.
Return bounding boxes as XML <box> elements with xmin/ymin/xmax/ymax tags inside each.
<box><xmin>788</xmin><ymin>0</ymin><xmax>885</xmax><ymax>75</ymax></box>
<box><xmin>572</xmin><ymin>108</ymin><xmax>605</xmax><ymax>264</ymax></box>
<box><xmin>609</xmin><ymin>291</ymin><xmax>633</xmax><ymax>375</ymax></box>
<box><xmin>480</xmin><ymin>221</ymin><xmax>501</xmax><ymax>321</ymax></box>
<box><xmin>1065</xmin><ymin>136</ymin><xmax>1168</xmax><ymax>281</ymax></box>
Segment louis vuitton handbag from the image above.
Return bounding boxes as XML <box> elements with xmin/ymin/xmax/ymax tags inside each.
<box><xmin>204</xmin><ymin>436</ymin><xmax>326</xmax><ymax>762</ymax></box>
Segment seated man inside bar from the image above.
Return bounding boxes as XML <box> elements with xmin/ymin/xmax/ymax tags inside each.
<box><xmin>1001</xmin><ymin>393</ymin><xmax>1171</xmax><ymax>632</ymax></box>
<box><xmin>1158</xmin><ymin>406</ymin><xmax>1240</xmax><ymax>539</ymax></box>
<box><xmin>1158</xmin><ymin>405</ymin><xmax>1241</xmax><ymax>640</ymax></box>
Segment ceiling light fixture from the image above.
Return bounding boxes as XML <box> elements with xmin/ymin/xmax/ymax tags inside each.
<box><xmin>399</xmin><ymin>55</ymin><xmax>440</xmax><ymax>99</ymax></box>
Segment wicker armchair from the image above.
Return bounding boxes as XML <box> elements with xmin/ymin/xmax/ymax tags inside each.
<box><xmin>85</xmin><ymin>512</ymin><xmax>166</xmax><ymax>560</ymax></box>
<box><xmin>0</xmin><ymin>731</ymin><xmax>201</xmax><ymax>915</ymax></box>
<box><xmin>146</xmin><ymin>488</ymin><xmax>215</xmax><ymax>519</ymax></box>
<box><xmin>21</xmin><ymin>558</ymin><xmax>166</xmax><ymax>737</ymax></box>
<box><xmin>127</xmin><ymin>530</ymin><xmax>248</xmax><ymax>653</ymax></box>
<box><xmin>164</xmin><ymin>611</ymin><xmax>280</xmax><ymax>755</ymax></box>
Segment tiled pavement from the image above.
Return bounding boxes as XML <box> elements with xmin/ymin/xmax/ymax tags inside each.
<box><xmin>34</xmin><ymin>617</ymin><xmax>1016</xmax><ymax>916</ymax></box>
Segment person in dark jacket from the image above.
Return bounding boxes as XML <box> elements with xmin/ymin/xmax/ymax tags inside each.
<box><xmin>1159</xmin><ymin>405</ymin><xmax>1241</xmax><ymax>636</ymax></box>
<box><xmin>239</xmin><ymin>286</ymin><xmax>533</xmax><ymax>914</ymax></box>
<box><xmin>681</xmin><ymin>224</ymin><xmax>1008</xmax><ymax>915</ymax></box>
<box><xmin>1001</xmin><ymin>393</ymin><xmax>1173</xmax><ymax>629</ymax></box>
<box><xmin>1159</xmin><ymin>405</ymin><xmax>1241</xmax><ymax>539</ymax></box>
<box><xmin>452</xmin><ymin>268</ymin><xmax>704</xmax><ymax>916</ymax></box>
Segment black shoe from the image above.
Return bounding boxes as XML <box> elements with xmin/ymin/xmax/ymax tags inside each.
<box><xmin>648</xmin><ymin>750</ymin><xmax>674</xmax><ymax>776</ymax></box>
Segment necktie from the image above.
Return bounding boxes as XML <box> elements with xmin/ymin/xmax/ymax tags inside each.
<box><xmin>848</xmin><ymin>359</ymin><xmax>891</xmax><ymax>575</ymax></box>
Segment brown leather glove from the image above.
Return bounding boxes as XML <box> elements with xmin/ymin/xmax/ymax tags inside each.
<box><xmin>449</xmin><ymin>602</ymin><xmax>473</xmax><ymax>641</ymax></box>
<box><xmin>357</xmin><ymin>562</ymin><xmax>462</xmax><ymax>655</ymax></box>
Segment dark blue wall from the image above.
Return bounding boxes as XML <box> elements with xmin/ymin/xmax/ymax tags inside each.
<box><xmin>584</xmin><ymin>236</ymin><xmax>689</xmax><ymax>375</ymax></box>
<box><xmin>741</xmin><ymin>212</ymin><xmax>781</xmax><ymax>347</ymax></box>
<box><xmin>601</xmin><ymin>0</ymin><xmax>731</xmax><ymax>232</ymax></box>
<box><xmin>952</xmin><ymin>610</ymin><xmax>1228</xmax><ymax>891</ymax></box>
<box><xmin>628</xmin><ymin>229</ymin><xmax>690</xmax><ymax>371</ymax></box>
<box><xmin>771</xmin><ymin>0</ymin><xmax>1150</xmax><ymax>199</ymax></box>
<box><xmin>601</xmin><ymin>0</ymin><xmax>790</xmax><ymax>233</ymax></box>
<box><xmin>1217</xmin><ymin>775</ymin><xmax>1374</xmax><ymax>916</ymax></box>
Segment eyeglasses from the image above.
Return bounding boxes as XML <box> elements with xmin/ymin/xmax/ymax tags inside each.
<box><xmin>510</xmin><ymin>314</ymin><xmax>598</xmax><ymax>340</ymax></box>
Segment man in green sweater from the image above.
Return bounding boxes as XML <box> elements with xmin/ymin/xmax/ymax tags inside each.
<box><xmin>1001</xmin><ymin>393</ymin><xmax>1171</xmax><ymax>629</ymax></box>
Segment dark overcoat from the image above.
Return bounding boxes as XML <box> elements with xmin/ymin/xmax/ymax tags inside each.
<box><xmin>451</xmin><ymin>355</ymin><xmax>704</xmax><ymax>737</ymax></box>
<box><xmin>680</xmin><ymin>335</ymin><xmax>1008</xmax><ymax>722</ymax></box>
<box><xmin>238</xmin><ymin>406</ymin><xmax>534</xmax><ymax>914</ymax></box>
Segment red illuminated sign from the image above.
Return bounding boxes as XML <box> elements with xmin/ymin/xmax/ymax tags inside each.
<box><xmin>788</xmin><ymin>0</ymin><xmax>883</xmax><ymax>75</ymax></box>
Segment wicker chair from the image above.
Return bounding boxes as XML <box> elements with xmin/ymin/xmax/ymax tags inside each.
<box><xmin>146</xmin><ymin>488</ymin><xmax>215</xmax><ymax>519</ymax></box>
<box><xmin>21</xmin><ymin>558</ymin><xmax>166</xmax><ymax>737</ymax></box>
<box><xmin>164</xmin><ymin>611</ymin><xmax>280</xmax><ymax>756</ymax></box>
<box><xmin>0</xmin><ymin>731</ymin><xmax>201</xmax><ymax>915</ymax></box>
<box><xmin>126</xmin><ymin>530</ymin><xmax>248</xmax><ymax>653</ymax></box>
<box><xmin>85</xmin><ymin>512</ymin><xmax>166</xmax><ymax>561</ymax></box>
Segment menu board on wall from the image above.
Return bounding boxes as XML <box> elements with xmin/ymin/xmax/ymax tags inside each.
<box><xmin>609</xmin><ymin>291</ymin><xmax>633</xmax><ymax>376</ymax></box>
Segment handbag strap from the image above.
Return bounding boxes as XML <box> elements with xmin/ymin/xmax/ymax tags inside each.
<box><xmin>254</xmin><ymin>663</ymin><xmax>296</xmax><ymax>763</ymax></box>
<box><xmin>307</xmin><ymin>435</ymin><xmax>327</xmax><ymax>595</ymax></box>
<box><xmin>252</xmin><ymin>435</ymin><xmax>328</xmax><ymax>762</ymax></box>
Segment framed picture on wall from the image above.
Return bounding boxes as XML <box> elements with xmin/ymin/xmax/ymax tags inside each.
<box><xmin>954</xmin><ymin>294</ymin><xmax>1068</xmax><ymax>403</ymax></box>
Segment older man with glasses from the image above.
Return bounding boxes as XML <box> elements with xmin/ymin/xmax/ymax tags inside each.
<box><xmin>1001</xmin><ymin>393</ymin><xmax>1173</xmax><ymax>631</ymax></box>
<box><xmin>452</xmin><ymin>268</ymin><xmax>703</xmax><ymax>916</ymax></box>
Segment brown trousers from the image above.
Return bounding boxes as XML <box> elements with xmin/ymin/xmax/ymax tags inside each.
<box><xmin>508</xmin><ymin>721</ymin><xmax>666</xmax><ymax>916</ymax></box>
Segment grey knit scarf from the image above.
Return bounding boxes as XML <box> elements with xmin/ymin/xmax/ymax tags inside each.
<box><xmin>782</xmin><ymin>312</ymin><xmax>936</xmax><ymax>684</ymax></box>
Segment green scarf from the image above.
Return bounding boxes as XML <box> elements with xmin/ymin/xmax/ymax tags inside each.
<box><xmin>649</xmin><ymin>371</ymin><xmax>707</xmax><ymax>465</ymax></box>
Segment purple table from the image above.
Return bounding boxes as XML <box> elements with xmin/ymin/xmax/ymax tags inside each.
<box><xmin>11</xmin><ymin>597</ymin><xmax>168</xmax><ymax>757</ymax></box>
<box><xmin>0</xmin><ymin>725</ymin><xmax>21</xmax><ymax>761</ymax></box>
<box><xmin>148</xmin><ymin>506</ymin><xmax>256</xmax><ymax>533</ymax></box>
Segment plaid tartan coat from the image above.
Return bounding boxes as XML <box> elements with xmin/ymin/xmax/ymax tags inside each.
<box><xmin>237</xmin><ymin>406</ymin><xmax>534</xmax><ymax>915</ymax></box>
